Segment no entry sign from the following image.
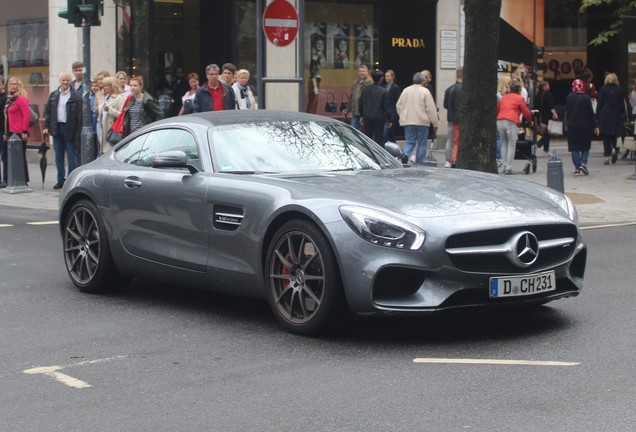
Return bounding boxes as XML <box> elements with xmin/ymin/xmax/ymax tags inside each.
<box><xmin>263</xmin><ymin>0</ymin><xmax>298</xmax><ymax>47</ymax></box>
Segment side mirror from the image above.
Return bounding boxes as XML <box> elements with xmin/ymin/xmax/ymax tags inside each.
<box><xmin>151</xmin><ymin>150</ymin><xmax>198</xmax><ymax>174</ymax></box>
<box><xmin>383</xmin><ymin>142</ymin><xmax>409</xmax><ymax>165</ymax></box>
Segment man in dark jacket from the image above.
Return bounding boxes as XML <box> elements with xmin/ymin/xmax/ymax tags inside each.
<box><xmin>443</xmin><ymin>67</ymin><xmax>463</xmax><ymax>167</ymax></box>
<box><xmin>359</xmin><ymin>69</ymin><xmax>391</xmax><ymax>146</ymax></box>
<box><xmin>192</xmin><ymin>64</ymin><xmax>236</xmax><ymax>112</ymax></box>
<box><xmin>43</xmin><ymin>72</ymin><xmax>82</xmax><ymax>189</ymax></box>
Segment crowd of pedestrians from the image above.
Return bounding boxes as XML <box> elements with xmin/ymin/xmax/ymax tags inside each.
<box><xmin>0</xmin><ymin>59</ymin><xmax>260</xmax><ymax>190</ymax></box>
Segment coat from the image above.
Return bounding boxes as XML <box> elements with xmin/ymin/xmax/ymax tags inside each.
<box><xmin>566</xmin><ymin>92</ymin><xmax>597</xmax><ymax>152</ymax></box>
<box><xmin>123</xmin><ymin>92</ymin><xmax>164</xmax><ymax>134</ymax></box>
<box><xmin>192</xmin><ymin>82</ymin><xmax>237</xmax><ymax>112</ymax></box>
<box><xmin>396</xmin><ymin>84</ymin><xmax>439</xmax><ymax>128</ymax></box>
<box><xmin>98</xmin><ymin>92</ymin><xmax>127</xmax><ymax>150</ymax></box>
<box><xmin>44</xmin><ymin>87</ymin><xmax>82</xmax><ymax>145</ymax></box>
<box><xmin>596</xmin><ymin>84</ymin><xmax>624</xmax><ymax>137</ymax></box>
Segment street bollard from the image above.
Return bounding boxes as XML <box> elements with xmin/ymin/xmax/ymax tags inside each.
<box><xmin>547</xmin><ymin>150</ymin><xmax>564</xmax><ymax>193</ymax></box>
<box><xmin>3</xmin><ymin>133</ymin><xmax>32</xmax><ymax>194</ymax></box>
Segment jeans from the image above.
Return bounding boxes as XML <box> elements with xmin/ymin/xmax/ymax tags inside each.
<box><xmin>350</xmin><ymin>115</ymin><xmax>362</xmax><ymax>131</ymax></box>
<box><xmin>445</xmin><ymin>126</ymin><xmax>453</xmax><ymax>163</ymax></box>
<box><xmin>53</xmin><ymin>123</ymin><xmax>77</xmax><ymax>183</ymax></box>
<box><xmin>571</xmin><ymin>150</ymin><xmax>589</xmax><ymax>170</ymax></box>
<box><xmin>403</xmin><ymin>125</ymin><xmax>429</xmax><ymax>164</ymax></box>
<box><xmin>496</xmin><ymin>119</ymin><xmax>518</xmax><ymax>171</ymax></box>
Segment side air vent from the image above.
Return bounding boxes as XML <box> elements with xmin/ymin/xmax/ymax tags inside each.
<box><xmin>213</xmin><ymin>206</ymin><xmax>244</xmax><ymax>231</ymax></box>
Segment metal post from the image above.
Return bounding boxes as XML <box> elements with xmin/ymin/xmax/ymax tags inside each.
<box><xmin>547</xmin><ymin>150</ymin><xmax>564</xmax><ymax>193</ymax></box>
<box><xmin>80</xmin><ymin>17</ymin><xmax>95</xmax><ymax>165</ymax></box>
<box><xmin>3</xmin><ymin>133</ymin><xmax>32</xmax><ymax>194</ymax></box>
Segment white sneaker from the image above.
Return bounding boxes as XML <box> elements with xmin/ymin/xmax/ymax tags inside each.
<box><xmin>444</xmin><ymin>161</ymin><xmax>452</xmax><ymax>168</ymax></box>
<box><xmin>409</xmin><ymin>155</ymin><xmax>416</xmax><ymax>164</ymax></box>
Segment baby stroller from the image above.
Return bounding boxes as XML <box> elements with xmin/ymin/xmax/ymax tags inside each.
<box><xmin>514</xmin><ymin>110</ymin><xmax>540</xmax><ymax>174</ymax></box>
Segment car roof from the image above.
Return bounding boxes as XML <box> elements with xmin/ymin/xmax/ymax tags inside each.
<box><xmin>151</xmin><ymin>110</ymin><xmax>340</xmax><ymax>128</ymax></box>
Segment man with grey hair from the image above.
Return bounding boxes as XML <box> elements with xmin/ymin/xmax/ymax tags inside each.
<box><xmin>43</xmin><ymin>71</ymin><xmax>82</xmax><ymax>189</ymax></box>
<box><xmin>396</xmin><ymin>71</ymin><xmax>439</xmax><ymax>164</ymax></box>
<box><xmin>192</xmin><ymin>63</ymin><xmax>236</xmax><ymax>112</ymax></box>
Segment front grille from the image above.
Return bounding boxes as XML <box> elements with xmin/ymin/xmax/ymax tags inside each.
<box><xmin>446</xmin><ymin>224</ymin><xmax>578</xmax><ymax>274</ymax></box>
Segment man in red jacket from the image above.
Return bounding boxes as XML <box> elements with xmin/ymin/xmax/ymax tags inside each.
<box><xmin>496</xmin><ymin>82</ymin><xmax>533</xmax><ymax>174</ymax></box>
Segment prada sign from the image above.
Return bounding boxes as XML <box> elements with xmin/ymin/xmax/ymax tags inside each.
<box><xmin>391</xmin><ymin>37</ymin><xmax>426</xmax><ymax>48</ymax></box>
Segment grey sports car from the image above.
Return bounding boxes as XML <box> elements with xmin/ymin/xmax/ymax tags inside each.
<box><xmin>59</xmin><ymin>111</ymin><xmax>587</xmax><ymax>335</ymax></box>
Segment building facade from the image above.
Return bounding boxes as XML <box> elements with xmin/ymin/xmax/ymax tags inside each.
<box><xmin>1</xmin><ymin>0</ymin><xmax>635</xmax><ymax>143</ymax></box>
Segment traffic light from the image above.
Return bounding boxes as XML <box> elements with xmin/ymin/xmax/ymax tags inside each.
<box><xmin>58</xmin><ymin>0</ymin><xmax>83</xmax><ymax>27</ymax></box>
<box><xmin>58</xmin><ymin>0</ymin><xmax>103</xmax><ymax>27</ymax></box>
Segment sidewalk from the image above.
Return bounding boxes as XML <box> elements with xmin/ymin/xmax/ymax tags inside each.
<box><xmin>1</xmin><ymin>140</ymin><xmax>635</xmax><ymax>227</ymax></box>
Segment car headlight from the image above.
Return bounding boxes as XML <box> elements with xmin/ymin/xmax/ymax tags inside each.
<box><xmin>564</xmin><ymin>194</ymin><xmax>579</xmax><ymax>226</ymax></box>
<box><xmin>339</xmin><ymin>205</ymin><xmax>426</xmax><ymax>250</ymax></box>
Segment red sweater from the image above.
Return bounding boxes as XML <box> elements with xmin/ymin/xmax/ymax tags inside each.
<box><xmin>497</xmin><ymin>92</ymin><xmax>533</xmax><ymax>126</ymax></box>
<box><xmin>6</xmin><ymin>95</ymin><xmax>31</xmax><ymax>134</ymax></box>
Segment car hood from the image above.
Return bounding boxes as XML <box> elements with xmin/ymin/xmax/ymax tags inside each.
<box><xmin>267</xmin><ymin>168</ymin><xmax>566</xmax><ymax>220</ymax></box>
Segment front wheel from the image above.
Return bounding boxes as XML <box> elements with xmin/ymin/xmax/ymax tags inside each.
<box><xmin>265</xmin><ymin>220</ymin><xmax>345</xmax><ymax>335</ymax></box>
<box><xmin>62</xmin><ymin>199</ymin><xmax>124</xmax><ymax>293</ymax></box>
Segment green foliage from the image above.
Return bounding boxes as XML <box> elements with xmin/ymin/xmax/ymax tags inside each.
<box><xmin>581</xmin><ymin>0</ymin><xmax>636</xmax><ymax>45</ymax></box>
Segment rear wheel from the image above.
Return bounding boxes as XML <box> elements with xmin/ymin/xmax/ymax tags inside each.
<box><xmin>265</xmin><ymin>220</ymin><xmax>345</xmax><ymax>335</ymax></box>
<box><xmin>63</xmin><ymin>199</ymin><xmax>125</xmax><ymax>293</ymax></box>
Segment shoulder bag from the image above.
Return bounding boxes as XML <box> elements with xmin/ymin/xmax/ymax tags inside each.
<box><xmin>106</xmin><ymin>95</ymin><xmax>132</xmax><ymax>144</ymax></box>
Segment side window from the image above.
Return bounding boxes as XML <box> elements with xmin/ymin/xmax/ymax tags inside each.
<box><xmin>114</xmin><ymin>134</ymin><xmax>148</xmax><ymax>165</ymax></box>
<box><xmin>114</xmin><ymin>129</ymin><xmax>201</xmax><ymax>170</ymax></box>
<box><xmin>143</xmin><ymin>129</ymin><xmax>201</xmax><ymax>170</ymax></box>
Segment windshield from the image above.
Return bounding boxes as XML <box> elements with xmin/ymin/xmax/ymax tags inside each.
<box><xmin>209</xmin><ymin>120</ymin><xmax>402</xmax><ymax>173</ymax></box>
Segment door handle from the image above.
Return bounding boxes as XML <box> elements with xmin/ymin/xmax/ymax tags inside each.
<box><xmin>123</xmin><ymin>177</ymin><xmax>142</xmax><ymax>189</ymax></box>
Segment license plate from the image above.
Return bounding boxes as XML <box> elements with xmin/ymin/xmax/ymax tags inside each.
<box><xmin>489</xmin><ymin>271</ymin><xmax>556</xmax><ymax>298</ymax></box>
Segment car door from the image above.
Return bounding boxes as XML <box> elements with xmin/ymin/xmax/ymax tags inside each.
<box><xmin>109</xmin><ymin>127</ymin><xmax>209</xmax><ymax>271</ymax></box>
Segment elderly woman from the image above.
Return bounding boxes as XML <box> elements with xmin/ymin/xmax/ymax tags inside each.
<box><xmin>232</xmin><ymin>69</ymin><xmax>257</xmax><ymax>110</ymax></box>
<box><xmin>97</xmin><ymin>76</ymin><xmax>127</xmax><ymax>153</ymax></box>
<box><xmin>566</xmin><ymin>79</ymin><xmax>599</xmax><ymax>175</ymax></box>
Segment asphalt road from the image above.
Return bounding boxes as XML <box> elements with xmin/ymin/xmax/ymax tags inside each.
<box><xmin>1</xmin><ymin>206</ymin><xmax>635</xmax><ymax>431</ymax></box>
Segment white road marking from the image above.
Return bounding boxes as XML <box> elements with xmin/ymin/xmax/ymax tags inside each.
<box><xmin>26</xmin><ymin>221</ymin><xmax>58</xmax><ymax>225</ymax></box>
<box><xmin>22</xmin><ymin>355</ymin><xmax>129</xmax><ymax>389</ymax></box>
<box><xmin>0</xmin><ymin>224</ymin><xmax>14</xmax><ymax>227</ymax></box>
<box><xmin>581</xmin><ymin>221</ymin><xmax>636</xmax><ymax>230</ymax></box>
<box><xmin>23</xmin><ymin>366</ymin><xmax>92</xmax><ymax>389</ymax></box>
<box><xmin>413</xmin><ymin>358</ymin><xmax>579</xmax><ymax>367</ymax></box>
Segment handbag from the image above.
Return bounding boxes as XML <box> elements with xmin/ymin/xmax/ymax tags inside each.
<box><xmin>339</xmin><ymin>93</ymin><xmax>350</xmax><ymax>112</ymax></box>
<box><xmin>534</xmin><ymin>122</ymin><xmax>548</xmax><ymax>136</ymax></box>
<box><xmin>106</xmin><ymin>95</ymin><xmax>132</xmax><ymax>144</ymax></box>
<box><xmin>29</xmin><ymin>104</ymin><xmax>39</xmax><ymax>128</ymax></box>
<box><xmin>324</xmin><ymin>92</ymin><xmax>337</xmax><ymax>113</ymax></box>
<box><xmin>547</xmin><ymin>120</ymin><xmax>563</xmax><ymax>136</ymax></box>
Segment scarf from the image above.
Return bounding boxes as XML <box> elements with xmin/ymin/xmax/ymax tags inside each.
<box><xmin>3</xmin><ymin>94</ymin><xmax>18</xmax><ymax>134</ymax></box>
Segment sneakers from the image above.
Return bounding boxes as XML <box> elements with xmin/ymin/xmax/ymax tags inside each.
<box><xmin>496</xmin><ymin>159</ymin><xmax>502</xmax><ymax>168</ymax></box>
<box><xmin>579</xmin><ymin>164</ymin><xmax>589</xmax><ymax>175</ymax></box>
<box><xmin>603</xmin><ymin>159</ymin><xmax>610</xmax><ymax>165</ymax></box>
<box><xmin>444</xmin><ymin>161</ymin><xmax>452</xmax><ymax>168</ymax></box>
<box><xmin>53</xmin><ymin>181</ymin><xmax>65</xmax><ymax>190</ymax></box>
<box><xmin>503</xmin><ymin>168</ymin><xmax>513</xmax><ymax>175</ymax></box>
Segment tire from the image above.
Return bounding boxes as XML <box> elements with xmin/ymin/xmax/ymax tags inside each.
<box><xmin>265</xmin><ymin>220</ymin><xmax>346</xmax><ymax>335</ymax></box>
<box><xmin>62</xmin><ymin>199</ymin><xmax>124</xmax><ymax>293</ymax></box>
<box><xmin>531</xmin><ymin>156</ymin><xmax>538</xmax><ymax>173</ymax></box>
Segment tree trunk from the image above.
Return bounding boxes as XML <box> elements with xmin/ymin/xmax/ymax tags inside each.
<box><xmin>457</xmin><ymin>0</ymin><xmax>502</xmax><ymax>173</ymax></box>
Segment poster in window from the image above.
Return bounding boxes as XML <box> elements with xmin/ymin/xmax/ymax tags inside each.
<box><xmin>353</xmin><ymin>24</ymin><xmax>372</xmax><ymax>69</ymax></box>
<box><xmin>333</xmin><ymin>23</ymin><xmax>350</xmax><ymax>69</ymax></box>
